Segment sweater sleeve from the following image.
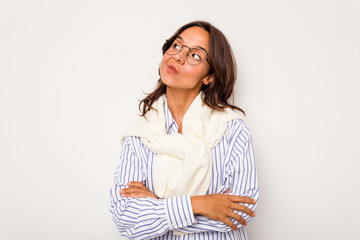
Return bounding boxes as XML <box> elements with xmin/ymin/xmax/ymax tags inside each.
<box><xmin>109</xmin><ymin>136</ymin><xmax>197</xmax><ymax>239</ymax></box>
<box><xmin>173</xmin><ymin>120</ymin><xmax>260</xmax><ymax>234</ymax></box>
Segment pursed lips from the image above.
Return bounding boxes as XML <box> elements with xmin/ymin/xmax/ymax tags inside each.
<box><xmin>166</xmin><ymin>64</ymin><xmax>178</xmax><ymax>74</ymax></box>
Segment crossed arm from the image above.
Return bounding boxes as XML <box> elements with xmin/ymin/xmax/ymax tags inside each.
<box><xmin>110</xmin><ymin>126</ymin><xmax>258</xmax><ymax>239</ymax></box>
<box><xmin>121</xmin><ymin>182</ymin><xmax>256</xmax><ymax>231</ymax></box>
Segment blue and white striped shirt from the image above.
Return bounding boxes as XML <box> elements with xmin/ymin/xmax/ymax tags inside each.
<box><xmin>110</xmin><ymin>100</ymin><xmax>259</xmax><ymax>240</ymax></box>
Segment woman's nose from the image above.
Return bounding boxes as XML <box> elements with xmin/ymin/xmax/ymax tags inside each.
<box><xmin>173</xmin><ymin>48</ymin><xmax>187</xmax><ymax>64</ymax></box>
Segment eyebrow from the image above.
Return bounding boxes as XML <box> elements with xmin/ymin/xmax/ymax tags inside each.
<box><xmin>176</xmin><ymin>36</ymin><xmax>209</xmax><ymax>55</ymax></box>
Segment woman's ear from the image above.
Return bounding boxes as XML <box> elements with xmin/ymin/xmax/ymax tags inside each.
<box><xmin>203</xmin><ymin>74</ymin><xmax>214</xmax><ymax>85</ymax></box>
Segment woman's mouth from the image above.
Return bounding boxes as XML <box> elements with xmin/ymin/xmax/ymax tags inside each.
<box><xmin>166</xmin><ymin>64</ymin><xmax>178</xmax><ymax>74</ymax></box>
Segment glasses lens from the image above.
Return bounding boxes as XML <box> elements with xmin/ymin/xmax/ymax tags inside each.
<box><xmin>187</xmin><ymin>49</ymin><xmax>205</xmax><ymax>65</ymax></box>
<box><xmin>167</xmin><ymin>40</ymin><xmax>182</xmax><ymax>55</ymax></box>
<box><xmin>166</xmin><ymin>40</ymin><xmax>206</xmax><ymax>66</ymax></box>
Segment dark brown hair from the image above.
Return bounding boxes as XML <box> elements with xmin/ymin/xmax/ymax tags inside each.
<box><xmin>139</xmin><ymin>20</ymin><xmax>245</xmax><ymax>116</ymax></box>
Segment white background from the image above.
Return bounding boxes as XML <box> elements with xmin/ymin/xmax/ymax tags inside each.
<box><xmin>1</xmin><ymin>0</ymin><xmax>359</xmax><ymax>239</ymax></box>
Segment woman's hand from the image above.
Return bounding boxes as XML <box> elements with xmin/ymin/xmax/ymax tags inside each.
<box><xmin>119</xmin><ymin>182</ymin><xmax>158</xmax><ymax>199</ymax></box>
<box><xmin>191</xmin><ymin>194</ymin><xmax>256</xmax><ymax>231</ymax></box>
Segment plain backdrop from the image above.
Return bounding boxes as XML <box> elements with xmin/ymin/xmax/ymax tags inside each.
<box><xmin>1</xmin><ymin>0</ymin><xmax>359</xmax><ymax>239</ymax></box>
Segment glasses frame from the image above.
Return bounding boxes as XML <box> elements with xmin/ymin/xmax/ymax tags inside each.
<box><xmin>166</xmin><ymin>41</ymin><xmax>212</xmax><ymax>67</ymax></box>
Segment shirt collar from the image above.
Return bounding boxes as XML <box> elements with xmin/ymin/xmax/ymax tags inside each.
<box><xmin>164</xmin><ymin>95</ymin><xmax>179</xmax><ymax>134</ymax></box>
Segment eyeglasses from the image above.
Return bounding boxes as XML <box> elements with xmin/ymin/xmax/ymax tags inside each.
<box><xmin>166</xmin><ymin>40</ymin><xmax>211</xmax><ymax>66</ymax></box>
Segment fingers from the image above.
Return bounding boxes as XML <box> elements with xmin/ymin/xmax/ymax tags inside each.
<box><xmin>127</xmin><ymin>181</ymin><xmax>146</xmax><ymax>188</ymax></box>
<box><xmin>230</xmin><ymin>195</ymin><xmax>256</xmax><ymax>205</ymax></box>
<box><xmin>119</xmin><ymin>182</ymin><xmax>158</xmax><ymax>199</ymax></box>
<box><xmin>227</xmin><ymin>211</ymin><xmax>247</xmax><ymax>226</ymax></box>
<box><xmin>226</xmin><ymin>195</ymin><xmax>256</xmax><ymax>217</ymax></box>
<box><xmin>221</xmin><ymin>217</ymin><xmax>238</xmax><ymax>231</ymax></box>
<box><xmin>122</xmin><ymin>192</ymin><xmax>153</xmax><ymax>198</ymax></box>
<box><xmin>120</xmin><ymin>187</ymin><xmax>142</xmax><ymax>194</ymax></box>
<box><xmin>120</xmin><ymin>187</ymin><xmax>149</xmax><ymax>195</ymax></box>
<box><xmin>120</xmin><ymin>189</ymin><xmax>157</xmax><ymax>199</ymax></box>
<box><xmin>230</xmin><ymin>202</ymin><xmax>256</xmax><ymax>217</ymax></box>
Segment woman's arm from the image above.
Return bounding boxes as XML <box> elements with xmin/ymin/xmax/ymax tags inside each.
<box><xmin>184</xmin><ymin>122</ymin><xmax>259</xmax><ymax>233</ymax></box>
<box><xmin>122</xmin><ymin>183</ymin><xmax>256</xmax><ymax>230</ymax></box>
<box><xmin>190</xmin><ymin>193</ymin><xmax>256</xmax><ymax>231</ymax></box>
<box><xmin>110</xmin><ymin>136</ymin><xmax>197</xmax><ymax>239</ymax></box>
<box><xmin>122</xmin><ymin>121</ymin><xmax>259</xmax><ymax>234</ymax></box>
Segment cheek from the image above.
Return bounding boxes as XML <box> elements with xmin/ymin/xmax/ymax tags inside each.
<box><xmin>159</xmin><ymin>55</ymin><xmax>170</xmax><ymax>75</ymax></box>
<box><xmin>184</xmin><ymin>67</ymin><xmax>208</xmax><ymax>81</ymax></box>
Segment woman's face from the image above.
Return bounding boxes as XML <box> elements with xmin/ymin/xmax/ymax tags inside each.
<box><xmin>159</xmin><ymin>26</ymin><xmax>212</xmax><ymax>95</ymax></box>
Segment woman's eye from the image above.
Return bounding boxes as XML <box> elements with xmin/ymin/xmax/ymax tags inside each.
<box><xmin>172</xmin><ymin>43</ymin><xmax>180</xmax><ymax>49</ymax></box>
<box><xmin>191</xmin><ymin>53</ymin><xmax>201</xmax><ymax>61</ymax></box>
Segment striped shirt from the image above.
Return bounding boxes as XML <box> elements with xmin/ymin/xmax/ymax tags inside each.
<box><xmin>110</xmin><ymin>100</ymin><xmax>259</xmax><ymax>240</ymax></box>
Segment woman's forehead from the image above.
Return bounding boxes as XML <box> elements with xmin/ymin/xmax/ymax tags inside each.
<box><xmin>177</xmin><ymin>27</ymin><xmax>209</xmax><ymax>50</ymax></box>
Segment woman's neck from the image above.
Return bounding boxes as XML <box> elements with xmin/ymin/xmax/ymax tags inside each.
<box><xmin>166</xmin><ymin>88</ymin><xmax>200</xmax><ymax>134</ymax></box>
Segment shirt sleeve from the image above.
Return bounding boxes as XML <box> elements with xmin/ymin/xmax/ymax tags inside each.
<box><xmin>173</xmin><ymin>120</ymin><xmax>260</xmax><ymax>234</ymax></box>
<box><xmin>109</xmin><ymin>136</ymin><xmax>197</xmax><ymax>239</ymax></box>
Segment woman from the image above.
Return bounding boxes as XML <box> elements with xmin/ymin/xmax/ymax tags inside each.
<box><xmin>110</xmin><ymin>20</ymin><xmax>259</xmax><ymax>240</ymax></box>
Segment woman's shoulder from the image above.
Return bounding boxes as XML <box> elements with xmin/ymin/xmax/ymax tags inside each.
<box><xmin>225</xmin><ymin>118</ymin><xmax>251</xmax><ymax>141</ymax></box>
<box><xmin>227</xmin><ymin>118</ymin><xmax>250</xmax><ymax>131</ymax></box>
<box><xmin>122</xmin><ymin>136</ymin><xmax>148</xmax><ymax>155</ymax></box>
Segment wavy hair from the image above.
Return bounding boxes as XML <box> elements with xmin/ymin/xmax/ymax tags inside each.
<box><xmin>139</xmin><ymin>20</ymin><xmax>245</xmax><ymax>116</ymax></box>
